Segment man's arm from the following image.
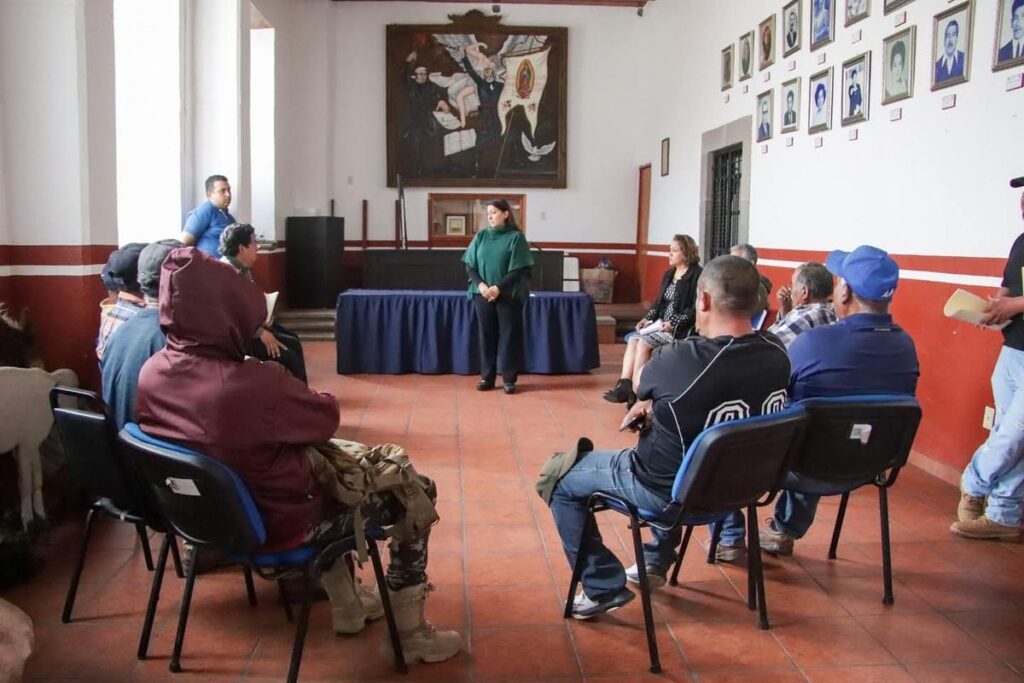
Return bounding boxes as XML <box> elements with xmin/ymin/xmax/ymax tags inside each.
<box><xmin>181</xmin><ymin>204</ymin><xmax>211</xmax><ymax>246</ymax></box>
<box><xmin>980</xmin><ymin>288</ymin><xmax>1024</xmax><ymax>325</ymax></box>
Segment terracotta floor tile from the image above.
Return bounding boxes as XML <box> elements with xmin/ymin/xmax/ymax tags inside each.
<box><xmin>814</xmin><ymin>575</ymin><xmax>936</xmax><ymax>616</ymax></box>
<box><xmin>669</xmin><ymin>621</ymin><xmax>792</xmax><ymax>672</ymax></box>
<box><xmin>466</xmin><ymin>549</ymin><xmax>555</xmax><ymax>587</ymax></box>
<box><xmin>677</xmin><ymin>669</ymin><xmax>803</xmax><ymax>682</ymax></box>
<box><xmin>465</xmin><ymin>524</ymin><xmax>545</xmax><ymax>557</ymax></box>
<box><xmin>471</xmin><ymin>625</ymin><xmax>580</xmax><ymax>678</ymax></box>
<box><xmin>904</xmin><ymin>660</ymin><xmax>1024</xmax><ymax>682</ymax></box>
<box><xmin>26</xmin><ymin>623</ymin><xmax>148</xmax><ymax>679</ymax></box>
<box><xmin>944</xmin><ymin>608</ymin><xmax>1024</xmax><ymax>660</ymax></box>
<box><xmin>570</xmin><ymin>620</ymin><xmax>685</xmax><ymax>676</ymax></box>
<box><xmin>854</xmin><ymin>612</ymin><xmax>999</xmax><ymax>664</ymax></box>
<box><xmin>803</xmin><ymin>664</ymin><xmax>917</xmax><ymax>682</ymax></box>
<box><xmin>772</xmin><ymin>616</ymin><xmax>895</xmax><ymax>668</ymax></box>
<box><xmin>654</xmin><ymin>579</ymin><xmax>753</xmax><ymax>624</ymax></box>
<box><xmin>468</xmin><ymin>583</ymin><xmax>565</xmax><ymax>627</ymax></box>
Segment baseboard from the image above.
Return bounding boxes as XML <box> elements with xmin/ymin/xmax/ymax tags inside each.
<box><xmin>908</xmin><ymin>449</ymin><xmax>962</xmax><ymax>486</ymax></box>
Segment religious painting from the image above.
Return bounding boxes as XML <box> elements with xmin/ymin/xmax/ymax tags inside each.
<box><xmin>841</xmin><ymin>51</ymin><xmax>871</xmax><ymax>126</ymax></box>
<box><xmin>993</xmin><ymin>0</ymin><xmax>1024</xmax><ymax>72</ymax></box>
<box><xmin>760</xmin><ymin>14</ymin><xmax>777</xmax><ymax>70</ymax></box>
<box><xmin>386</xmin><ymin>11</ymin><xmax>568</xmax><ymax>188</ymax></box>
<box><xmin>932</xmin><ymin>1</ymin><xmax>973</xmax><ymax>91</ymax></box>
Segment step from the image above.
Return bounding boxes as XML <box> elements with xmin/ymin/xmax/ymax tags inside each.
<box><xmin>275</xmin><ymin>308</ymin><xmax>336</xmax><ymax>320</ymax></box>
<box><xmin>596</xmin><ymin>315</ymin><xmax>616</xmax><ymax>345</ymax></box>
<box><xmin>281</xmin><ymin>319</ymin><xmax>335</xmax><ymax>333</ymax></box>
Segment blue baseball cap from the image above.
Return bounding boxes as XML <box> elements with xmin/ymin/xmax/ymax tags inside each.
<box><xmin>825</xmin><ymin>245</ymin><xmax>899</xmax><ymax>301</ymax></box>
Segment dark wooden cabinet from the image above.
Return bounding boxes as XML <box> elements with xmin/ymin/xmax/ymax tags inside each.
<box><xmin>286</xmin><ymin>217</ymin><xmax>344</xmax><ymax>309</ymax></box>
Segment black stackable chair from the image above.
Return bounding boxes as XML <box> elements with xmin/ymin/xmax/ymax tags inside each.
<box><xmin>48</xmin><ymin>387</ymin><xmax>183</xmax><ymax>627</ymax></box>
<box><xmin>118</xmin><ymin>423</ymin><xmax>408</xmax><ymax>683</ymax></box>
<box><xmin>563</xmin><ymin>408</ymin><xmax>808</xmax><ymax>674</ymax></box>
<box><xmin>779</xmin><ymin>394</ymin><xmax>922</xmax><ymax>605</ymax></box>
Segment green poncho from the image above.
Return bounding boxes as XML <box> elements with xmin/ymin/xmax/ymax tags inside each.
<box><xmin>461</xmin><ymin>226</ymin><xmax>535</xmax><ymax>300</ymax></box>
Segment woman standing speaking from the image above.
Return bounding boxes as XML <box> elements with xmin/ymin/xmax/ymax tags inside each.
<box><xmin>462</xmin><ymin>199</ymin><xmax>534</xmax><ymax>394</ymax></box>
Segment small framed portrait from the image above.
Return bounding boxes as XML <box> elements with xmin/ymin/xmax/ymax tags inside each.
<box><xmin>739</xmin><ymin>31</ymin><xmax>755</xmax><ymax>80</ymax></box>
<box><xmin>841</xmin><ymin>51</ymin><xmax>871</xmax><ymax>126</ymax></box>
<box><xmin>783</xmin><ymin>0</ymin><xmax>803</xmax><ymax>56</ymax></box>
<box><xmin>760</xmin><ymin>14</ymin><xmax>777</xmax><ymax>70</ymax></box>
<box><xmin>932</xmin><ymin>1</ymin><xmax>974</xmax><ymax>91</ymax></box>
<box><xmin>781</xmin><ymin>77</ymin><xmax>802</xmax><ymax>133</ymax></box>
<box><xmin>846</xmin><ymin>0</ymin><xmax>870</xmax><ymax>26</ymax></box>
<box><xmin>884</xmin><ymin>0</ymin><xmax>914</xmax><ymax>15</ymax></box>
<box><xmin>722</xmin><ymin>44</ymin><xmax>734</xmax><ymax>90</ymax></box>
<box><xmin>661</xmin><ymin>138</ymin><xmax>670</xmax><ymax>177</ymax></box>
<box><xmin>810</xmin><ymin>0</ymin><xmax>835</xmax><ymax>51</ymax></box>
<box><xmin>882</xmin><ymin>27</ymin><xmax>916</xmax><ymax>104</ymax></box>
<box><xmin>808</xmin><ymin>67</ymin><xmax>833</xmax><ymax>134</ymax></box>
<box><xmin>756</xmin><ymin>89</ymin><xmax>774</xmax><ymax>142</ymax></box>
<box><xmin>445</xmin><ymin>213</ymin><xmax>468</xmax><ymax>236</ymax></box>
<box><xmin>993</xmin><ymin>0</ymin><xmax>1024</xmax><ymax>72</ymax></box>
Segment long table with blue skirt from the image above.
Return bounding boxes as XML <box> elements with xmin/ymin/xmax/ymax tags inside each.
<box><xmin>336</xmin><ymin>289</ymin><xmax>600</xmax><ymax>375</ymax></box>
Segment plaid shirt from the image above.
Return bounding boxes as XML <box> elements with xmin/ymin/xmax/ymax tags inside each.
<box><xmin>96</xmin><ymin>294</ymin><xmax>145</xmax><ymax>360</ymax></box>
<box><xmin>768</xmin><ymin>302</ymin><xmax>836</xmax><ymax>348</ymax></box>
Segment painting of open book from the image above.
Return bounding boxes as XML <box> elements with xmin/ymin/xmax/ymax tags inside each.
<box><xmin>385</xmin><ymin>11</ymin><xmax>568</xmax><ymax>188</ymax></box>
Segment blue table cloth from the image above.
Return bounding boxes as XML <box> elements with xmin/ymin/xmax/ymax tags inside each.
<box><xmin>336</xmin><ymin>290</ymin><xmax>599</xmax><ymax>375</ymax></box>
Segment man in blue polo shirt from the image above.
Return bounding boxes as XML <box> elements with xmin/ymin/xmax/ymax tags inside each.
<box><xmin>718</xmin><ymin>245</ymin><xmax>919</xmax><ymax>559</ymax></box>
<box><xmin>180</xmin><ymin>175</ymin><xmax>235</xmax><ymax>257</ymax></box>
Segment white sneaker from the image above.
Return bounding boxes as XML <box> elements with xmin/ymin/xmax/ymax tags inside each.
<box><xmin>624</xmin><ymin>563</ymin><xmax>667</xmax><ymax>588</ymax></box>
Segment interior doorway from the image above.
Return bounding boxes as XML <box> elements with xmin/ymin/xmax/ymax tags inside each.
<box><xmin>708</xmin><ymin>144</ymin><xmax>743</xmax><ymax>260</ymax></box>
<box><xmin>635</xmin><ymin>164</ymin><xmax>651</xmax><ymax>304</ymax></box>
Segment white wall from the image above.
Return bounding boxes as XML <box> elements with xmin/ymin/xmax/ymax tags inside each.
<box><xmin>0</xmin><ymin>0</ymin><xmax>117</xmax><ymax>246</ymax></box>
<box><xmin>250</xmin><ymin>27</ymin><xmax>276</xmax><ymax>238</ymax></box>
<box><xmin>114</xmin><ymin>0</ymin><xmax>183</xmax><ymax>245</ymax></box>
<box><xmin>642</xmin><ymin>0</ymin><xmax>1024</xmax><ymax>257</ymax></box>
<box><xmin>254</xmin><ymin>0</ymin><xmax>649</xmax><ymax>244</ymax></box>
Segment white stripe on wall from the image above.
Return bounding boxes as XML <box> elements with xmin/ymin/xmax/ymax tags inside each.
<box><xmin>0</xmin><ymin>264</ymin><xmax>106</xmax><ymax>277</ymax></box>
<box><xmin>758</xmin><ymin>258</ymin><xmax>1002</xmax><ymax>289</ymax></box>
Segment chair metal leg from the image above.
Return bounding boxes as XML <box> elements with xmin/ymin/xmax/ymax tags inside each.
<box><xmin>135</xmin><ymin>522</ymin><xmax>154</xmax><ymax>571</ymax></box>
<box><xmin>169</xmin><ymin>545</ymin><xmax>200</xmax><ymax>673</ymax></box>
<box><xmin>277</xmin><ymin>579</ymin><xmax>295</xmax><ymax>623</ymax></box>
<box><xmin>879</xmin><ymin>486</ymin><xmax>894</xmax><ymax>606</ymax></box>
<box><xmin>746</xmin><ymin>505</ymin><xmax>770</xmax><ymax>630</ymax></box>
<box><xmin>707</xmin><ymin>520</ymin><xmax>722</xmax><ymax>564</ymax></box>
<box><xmin>138</xmin><ymin>534</ymin><xmax>171</xmax><ymax>659</ymax></box>
<box><xmin>368</xmin><ymin>540</ymin><xmax>407</xmax><ymax>674</ymax></box>
<box><xmin>168</xmin><ymin>534</ymin><xmax>184</xmax><ymax>579</ymax></box>
<box><xmin>62</xmin><ymin>506</ymin><xmax>97</xmax><ymax>623</ymax></box>
<box><xmin>285</xmin><ymin>565</ymin><xmax>314</xmax><ymax>683</ymax></box>
<box><xmin>669</xmin><ymin>526</ymin><xmax>693</xmax><ymax>586</ymax></box>
<box><xmin>243</xmin><ymin>565</ymin><xmax>258</xmax><ymax>606</ymax></box>
<box><xmin>563</xmin><ymin>512</ymin><xmax>596</xmax><ymax>619</ymax></box>
<box><xmin>829</xmin><ymin>492</ymin><xmax>851</xmax><ymax>560</ymax></box>
<box><xmin>627</xmin><ymin>514</ymin><xmax>661</xmax><ymax>674</ymax></box>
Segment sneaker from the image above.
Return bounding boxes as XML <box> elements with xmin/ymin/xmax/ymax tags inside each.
<box><xmin>758</xmin><ymin>518</ymin><xmax>795</xmax><ymax>556</ymax></box>
<box><xmin>949</xmin><ymin>516</ymin><xmax>1021</xmax><ymax>541</ymax></box>
<box><xmin>624</xmin><ymin>563</ymin><xmax>667</xmax><ymax>589</ymax></box>
<box><xmin>570</xmin><ymin>587</ymin><xmax>635</xmax><ymax>620</ymax></box>
<box><xmin>714</xmin><ymin>543</ymin><xmax>745</xmax><ymax>563</ymax></box>
<box><xmin>957</xmin><ymin>489</ymin><xmax>985</xmax><ymax>523</ymax></box>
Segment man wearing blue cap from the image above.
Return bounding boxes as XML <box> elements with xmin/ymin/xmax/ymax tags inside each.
<box><xmin>953</xmin><ymin>177</ymin><xmax>1024</xmax><ymax>541</ymax></box>
<box><xmin>719</xmin><ymin>245</ymin><xmax>920</xmax><ymax>559</ymax></box>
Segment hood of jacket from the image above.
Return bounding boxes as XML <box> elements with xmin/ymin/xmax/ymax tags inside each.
<box><xmin>158</xmin><ymin>247</ymin><xmax>265</xmax><ymax>359</ymax></box>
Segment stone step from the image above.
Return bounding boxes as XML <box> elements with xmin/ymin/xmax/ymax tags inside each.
<box><xmin>280</xmin><ymin>319</ymin><xmax>335</xmax><ymax>333</ymax></box>
<box><xmin>275</xmin><ymin>308</ymin><xmax>336</xmax><ymax>320</ymax></box>
<box><xmin>297</xmin><ymin>331</ymin><xmax>336</xmax><ymax>342</ymax></box>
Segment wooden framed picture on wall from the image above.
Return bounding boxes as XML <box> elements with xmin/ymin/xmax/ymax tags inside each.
<box><xmin>993</xmin><ymin>0</ymin><xmax>1024</xmax><ymax>72</ymax></box>
<box><xmin>661</xmin><ymin>138</ymin><xmax>670</xmax><ymax>177</ymax></box>
<box><xmin>882</xmin><ymin>27</ymin><xmax>915</xmax><ymax>104</ymax></box>
<box><xmin>783</xmin><ymin>0</ymin><xmax>803</xmax><ymax>57</ymax></box>
<box><xmin>385</xmin><ymin>10</ymin><xmax>567</xmax><ymax>189</ymax></box>
<box><xmin>810</xmin><ymin>0</ymin><xmax>835</xmax><ymax>51</ymax></box>
<box><xmin>931</xmin><ymin>1</ymin><xmax>973</xmax><ymax>91</ymax></box>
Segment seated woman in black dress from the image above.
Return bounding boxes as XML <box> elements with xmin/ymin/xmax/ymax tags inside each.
<box><xmin>603</xmin><ymin>234</ymin><xmax>701</xmax><ymax>405</ymax></box>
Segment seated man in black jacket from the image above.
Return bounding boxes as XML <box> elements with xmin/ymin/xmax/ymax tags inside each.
<box><xmin>551</xmin><ymin>255</ymin><xmax>791</xmax><ymax>618</ymax></box>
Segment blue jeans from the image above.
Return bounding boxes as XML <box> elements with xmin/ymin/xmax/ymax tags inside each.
<box><xmin>962</xmin><ymin>346</ymin><xmax>1024</xmax><ymax>526</ymax></box>
<box><xmin>549</xmin><ymin>448</ymin><xmax>678</xmax><ymax>600</ymax></box>
<box><xmin>719</xmin><ymin>477</ymin><xmax>819</xmax><ymax>546</ymax></box>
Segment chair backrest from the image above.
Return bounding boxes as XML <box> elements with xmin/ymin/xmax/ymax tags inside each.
<box><xmin>49</xmin><ymin>386</ymin><xmax>154</xmax><ymax>516</ymax></box>
<box><xmin>118</xmin><ymin>423</ymin><xmax>266</xmax><ymax>553</ymax></box>
<box><xmin>671</xmin><ymin>407</ymin><xmax>808</xmax><ymax>516</ymax></box>
<box><xmin>790</xmin><ymin>395</ymin><xmax>922</xmax><ymax>487</ymax></box>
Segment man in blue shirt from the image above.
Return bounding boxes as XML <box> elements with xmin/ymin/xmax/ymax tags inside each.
<box><xmin>180</xmin><ymin>175</ymin><xmax>235</xmax><ymax>257</ymax></box>
<box><xmin>719</xmin><ymin>245</ymin><xmax>919</xmax><ymax>559</ymax></box>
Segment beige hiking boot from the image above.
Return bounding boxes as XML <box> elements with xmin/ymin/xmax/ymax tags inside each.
<box><xmin>388</xmin><ymin>583</ymin><xmax>462</xmax><ymax>663</ymax></box>
<box><xmin>321</xmin><ymin>563</ymin><xmax>383</xmax><ymax>635</ymax></box>
<box><xmin>949</xmin><ymin>516</ymin><xmax>1021</xmax><ymax>541</ymax></box>
<box><xmin>957</xmin><ymin>489</ymin><xmax>985</xmax><ymax>523</ymax></box>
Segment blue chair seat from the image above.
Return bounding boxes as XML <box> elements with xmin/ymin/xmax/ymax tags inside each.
<box><xmin>230</xmin><ymin>547</ymin><xmax>319</xmax><ymax>568</ymax></box>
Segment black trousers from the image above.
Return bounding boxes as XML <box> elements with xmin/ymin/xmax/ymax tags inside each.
<box><xmin>472</xmin><ymin>295</ymin><xmax>524</xmax><ymax>384</ymax></box>
<box><xmin>251</xmin><ymin>323</ymin><xmax>307</xmax><ymax>384</ymax></box>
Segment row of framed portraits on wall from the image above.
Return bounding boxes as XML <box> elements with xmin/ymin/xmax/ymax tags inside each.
<box><xmin>723</xmin><ymin>0</ymin><xmax>1024</xmax><ymax>93</ymax></box>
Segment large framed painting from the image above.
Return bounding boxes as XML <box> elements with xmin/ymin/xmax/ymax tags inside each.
<box><xmin>386</xmin><ymin>11</ymin><xmax>568</xmax><ymax>188</ymax></box>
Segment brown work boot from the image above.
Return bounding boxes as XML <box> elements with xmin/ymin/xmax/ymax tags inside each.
<box><xmin>321</xmin><ymin>563</ymin><xmax>383</xmax><ymax>635</ymax></box>
<box><xmin>949</xmin><ymin>516</ymin><xmax>1021</xmax><ymax>541</ymax></box>
<box><xmin>957</xmin><ymin>489</ymin><xmax>985</xmax><ymax>522</ymax></box>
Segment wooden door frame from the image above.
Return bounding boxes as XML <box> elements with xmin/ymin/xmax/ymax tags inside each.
<box><xmin>636</xmin><ymin>163</ymin><xmax>652</xmax><ymax>305</ymax></box>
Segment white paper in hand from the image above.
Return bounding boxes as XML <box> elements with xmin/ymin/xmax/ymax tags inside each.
<box><xmin>264</xmin><ymin>291</ymin><xmax>279</xmax><ymax>326</ymax></box>
<box><xmin>638</xmin><ymin>319</ymin><xmax>663</xmax><ymax>335</ymax></box>
<box><xmin>943</xmin><ymin>289</ymin><xmax>1009</xmax><ymax>330</ymax></box>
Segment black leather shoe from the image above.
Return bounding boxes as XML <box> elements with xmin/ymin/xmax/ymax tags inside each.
<box><xmin>476</xmin><ymin>380</ymin><xmax>495</xmax><ymax>391</ymax></box>
<box><xmin>503</xmin><ymin>383</ymin><xmax>516</xmax><ymax>395</ymax></box>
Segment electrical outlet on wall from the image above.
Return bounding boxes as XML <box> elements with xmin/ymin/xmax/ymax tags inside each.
<box><xmin>983</xmin><ymin>406</ymin><xmax>995</xmax><ymax>430</ymax></box>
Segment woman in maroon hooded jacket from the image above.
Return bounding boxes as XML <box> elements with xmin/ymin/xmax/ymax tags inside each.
<box><xmin>136</xmin><ymin>248</ymin><xmax>460</xmax><ymax>664</ymax></box>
